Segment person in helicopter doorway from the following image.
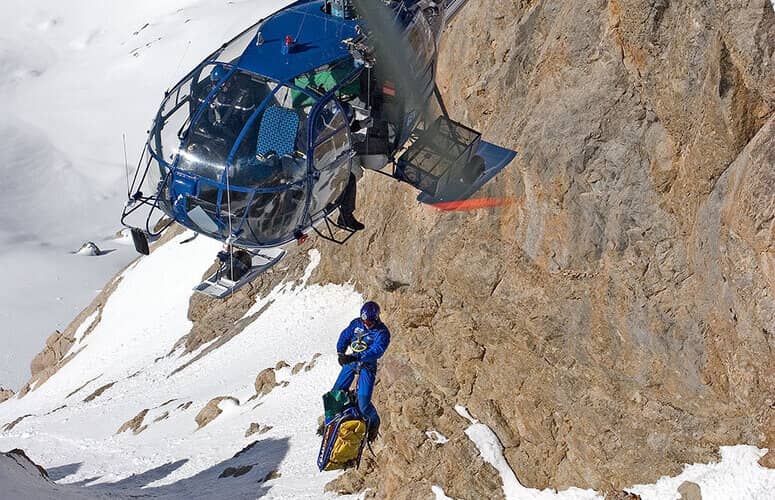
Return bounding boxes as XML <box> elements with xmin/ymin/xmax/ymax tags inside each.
<box><xmin>332</xmin><ymin>301</ymin><xmax>390</xmax><ymax>442</ymax></box>
<box><xmin>336</xmin><ymin>170</ymin><xmax>365</xmax><ymax>231</ymax></box>
<box><xmin>205</xmin><ymin>64</ymin><xmax>256</xmax><ymax>138</ymax></box>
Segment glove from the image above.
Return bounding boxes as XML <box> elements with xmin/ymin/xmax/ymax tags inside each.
<box><xmin>338</xmin><ymin>353</ymin><xmax>357</xmax><ymax>366</ymax></box>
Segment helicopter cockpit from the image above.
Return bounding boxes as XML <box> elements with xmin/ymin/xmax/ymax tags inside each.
<box><xmin>142</xmin><ymin>45</ymin><xmax>362</xmax><ymax>249</ymax></box>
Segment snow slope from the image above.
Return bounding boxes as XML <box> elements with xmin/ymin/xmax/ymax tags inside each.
<box><xmin>0</xmin><ymin>0</ymin><xmax>293</xmax><ymax>389</ymax></box>
<box><xmin>0</xmin><ymin>232</ymin><xmax>365</xmax><ymax>498</ymax></box>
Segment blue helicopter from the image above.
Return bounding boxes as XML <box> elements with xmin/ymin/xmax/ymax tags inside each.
<box><xmin>122</xmin><ymin>0</ymin><xmax>516</xmax><ymax>298</ymax></box>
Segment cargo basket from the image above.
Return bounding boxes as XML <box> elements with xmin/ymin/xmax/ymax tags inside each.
<box><xmin>395</xmin><ymin>116</ymin><xmax>482</xmax><ymax>201</ymax></box>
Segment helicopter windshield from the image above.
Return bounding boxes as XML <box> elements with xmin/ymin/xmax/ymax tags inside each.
<box><xmin>143</xmin><ymin>58</ymin><xmax>361</xmax><ymax>247</ymax></box>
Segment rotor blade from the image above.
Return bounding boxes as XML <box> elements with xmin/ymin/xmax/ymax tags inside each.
<box><xmin>351</xmin><ymin>0</ymin><xmax>426</xmax><ymax>109</ymax></box>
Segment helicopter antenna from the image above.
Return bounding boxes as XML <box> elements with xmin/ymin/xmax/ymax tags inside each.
<box><xmin>166</xmin><ymin>40</ymin><xmax>191</xmax><ymax>93</ymax></box>
<box><xmin>295</xmin><ymin>4</ymin><xmax>309</xmax><ymax>42</ymax></box>
<box><xmin>122</xmin><ymin>133</ymin><xmax>131</xmax><ymax>198</ymax></box>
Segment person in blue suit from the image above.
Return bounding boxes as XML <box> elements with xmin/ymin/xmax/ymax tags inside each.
<box><xmin>332</xmin><ymin>301</ymin><xmax>390</xmax><ymax>442</ymax></box>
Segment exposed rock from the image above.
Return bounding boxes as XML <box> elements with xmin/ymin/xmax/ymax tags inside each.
<box><xmin>0</xmin><ymin>387</ymin><xmax>14</xmax><ymax>403</ymax></box>
<box><xmin>66</xmin><ymin>376</ymin><xmax>102</xmax><ymax>399</ymax></box>
<box><xmin>262</xmin><ymin>470</ymin><xmax>281</xmax><ymax>482</ymax></box>
<box><xmin>312</xmin><ymin>0</ymin><xmax>774</xmax><ymax>496</ymax></box>
<box><xmin>678</xmin><ymin>481</ymin><xmax>702</xmax><ymax>500</ymax></box>
<box><xmin>233</xmin><ymin>440</ymin><xmax>260</xmax><ymax>459</ymax></box>
<box><xmin>759</xmin><ymin>402</ymin><xmax>775</xmax><ymax>469</ymax></box>
<box><xmin>6</xmin><ymin>449</ymin><xmax>49</xmax><ymax>478</ymax></box>
<box><xmin>254</xmin><ymin>368</ymin><xmax>278</xmax><ymax>397</ymax></box>
<box><xmin>195</xmin><ymin>396</ymin><xmax>239</xmax><ymax>429</ymax></box>
<box><xmin>219</xmin><ymin>465</ymin><xmax>253</xmax><ymax>478</ymax></box>
<box><xmin>179</xmin><ymin>246</ymin><xmax>312</xmax><ymax>354</ymax></box>
<box><xmin>291</xmin><ymin>362</ymin><xmax>305</xmax><ymax>375</ymax></box>
<box><xmin>154</xmin><ymin>411</ymin><xmax>170</xmax><ymax>423</ymax></box>
<box><xmin>177</xmin><ymin>401</ymin><xmax>193</xmax><ymax>411</ymax></box>
<box><xmin>2</xmin><ymin>414</ymin><xmax>33</xmax><ymax>432</ymax></box>
<box><xmin>74</xmin><ymin>241</ymin><xmax>103</xmax><ymax>256</ymax></box>
<box><xmin>245</xmin><ymin>422</ymin><xmax>261</xmax><ymax>437</ymax></box>
<box><xmin>245</xmin><ymin>422</ymin><xmax>273</xmax><ymax>437</ymax></box>
<box><xmin>116</xmin><ymin>409</ymin><xmax>149</xmax><ymax>435</ymax></box>
<box><xmin>759</xmin><ymin>449</ymin><xmax>775</xmax><ymax>469</ymax></box>
<box><xmin>305</xmin><ymin>353</ymin><xmax>322</xmax><ymax>371</ymax></box>
<box><xmin>83</xmin><ymin>382</ymin><xmax>115</xmax><ymax>403</ymax></box>
<box><xmin>275</xmin><ymin>360</ymin><xmax>290</xmax><ymax>370</ymax></box>
<box><xmin>605</xmin><ymin>492</ymin><xmax>641</xmax><ymax>500</ymax></box>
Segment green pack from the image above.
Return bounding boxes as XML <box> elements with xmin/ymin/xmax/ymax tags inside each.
<box><xmin>323</xmin><ymin>390</ymin><xmax>353</xmax><ymax>421</ymax></box>
<box><xmin>292</xmin><ymin>66</ymin><xmax>360</xmax><ymax>108</ymax></box>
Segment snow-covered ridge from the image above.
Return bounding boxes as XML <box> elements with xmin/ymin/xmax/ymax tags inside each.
<box><xmin>0</xmin><ymin>0</ymin><xmax>294</xmax><ymax>390</ymax></box>
<box><xmin>0</xmin><ymin>231</ymin><xmax>364</xmax><ymax>498</ymax></box>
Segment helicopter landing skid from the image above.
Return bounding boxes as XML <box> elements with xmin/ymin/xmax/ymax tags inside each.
<box><xmin>193</xmin><ymin>249</ymin><xmax>286</xmax><ymax>299</ymax></box>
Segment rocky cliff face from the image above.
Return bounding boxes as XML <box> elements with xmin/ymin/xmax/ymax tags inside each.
<box><xmin>17</xmin><ymin>0</ymin><xmax>773</xmax><ymax>498</ymax></box>
<box><xmin>314</xmin><ymin>0</ymin><xmax>774</xmax><ymax>497</ymax></box>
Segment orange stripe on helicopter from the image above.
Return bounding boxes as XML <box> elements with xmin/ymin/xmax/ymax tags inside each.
<box><xmin>431</xmin><ymin>197</ymin><xmax>516</xmax><ymax>212</ymax></box>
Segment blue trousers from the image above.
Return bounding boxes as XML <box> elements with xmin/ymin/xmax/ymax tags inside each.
<box><xmin>332</xmin><ymin>362</ymin><xmax>379</xmax><ymax>430</ymax></box>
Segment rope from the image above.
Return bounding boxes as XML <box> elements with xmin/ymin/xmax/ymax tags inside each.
<box><xmin>225</xmin><ymin>164</ymin><xmax>235</xmax><ymax>293</ymax></box>
<box><xmin>122</xmin><ymin>133</ymin><xmax>131</xmax><ymax>198</ymax></box>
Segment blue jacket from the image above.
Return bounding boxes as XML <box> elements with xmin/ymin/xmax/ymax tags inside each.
<box><xmin>336</xmin><ymin>318</ymin><xmax>391</xmax><ymax>369</ymax></box>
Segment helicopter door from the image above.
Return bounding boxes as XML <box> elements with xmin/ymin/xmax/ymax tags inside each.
<box><xmin>308</xmin><ymin>99</ymin><xmax>353</xmax><ymax>217</ymax></box>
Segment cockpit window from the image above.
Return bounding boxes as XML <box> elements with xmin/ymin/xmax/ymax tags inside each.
<box><xmin>179</xmin><ymin>68</ymin><xmax>269</xmax><ymax>183</ymax></box>
<box><xmin>227</xmin><ymin>81</ymin><xmax>312</xmax><ymax>188</ymax></box>
<box><xmin>292</xmin><ymin>58</ymin><xmax>359</xmax><ymax>107</ymax></box>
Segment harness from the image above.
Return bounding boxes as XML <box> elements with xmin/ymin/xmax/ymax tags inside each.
<box><xmin>350</xmin><ymin>326</ymin><xmax>370</xmax><ymax>353</ymax></box>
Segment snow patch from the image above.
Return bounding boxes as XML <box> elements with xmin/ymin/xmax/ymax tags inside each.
<box><xmin>301</xmin><ymin>248</ymin><xmax>321</xmax><ymax>285</ymax></box>
<box><xmin>455</xmin><ymin>405</ymin><xmax>601</xmax><ymax>500</ymax></box>
<box><xmin>432</xmin><ymin>485</ymin><xmax>458</xmax><ymax>500</ymax></box>
<box><xmin>70</xmin><ymin>310</ymin><xmax>99</xmax><ymax>347</ymax></box>
<box><xmin>242</xmin><ymin>249</ymin><xmax>323</xmax><ymax>320</ymax></box>
<box><xmin>627</xmin><ymin>445</ymin><xmax>775</xmax><ymax>500</ymax></box>
<box><xmin>454</xmin><ymin>405</ymin><xmax>775</xmax><ymax>499</ymax></box>
<box><xmin>425</xmin><ymin>429</ymin><xmax>449</xmax><ymax>444</ymax></box>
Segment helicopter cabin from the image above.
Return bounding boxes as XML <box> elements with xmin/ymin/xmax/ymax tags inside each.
<box><xmin>140</xmin><ymin>0</ymin><xmax>439</xmax><ymax>250</ymax></box>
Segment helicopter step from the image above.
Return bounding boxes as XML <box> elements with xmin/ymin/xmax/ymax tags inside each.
<box><xmin>394</xmin><ymin>116</ymin><xmax>516</xmax><ymax>203</ymax></box>
<box><xmin>193</xmin><ymin>248</ymin><xmax>286</xmax><ymax>299</ymax></box>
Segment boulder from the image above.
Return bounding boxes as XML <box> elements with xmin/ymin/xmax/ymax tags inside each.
<box><xmin>116</xmin><ymin>409</ymin><xmax>149</xmax><ymax>435</ymax></box>
<box><xmin>195</xmin><ymin>396</ymin><xmax>239</xmax><ymax>429</ymax></box>
<box><xmin>678</xmin><ymin>481</ymin><xmax>702</xmax><ymax>500</ymax></box>
<box><xmin>254</xmin><ymin>368</ymin><xmax>278</xmax><ymax>397</ymax></box>
<box><xmin>0</xmin><ymin>388</ymin><xmax>14</xmax><ymax>403</ymax></box>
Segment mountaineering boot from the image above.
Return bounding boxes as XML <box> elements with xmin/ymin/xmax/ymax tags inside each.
<box><xmin>366</xmin><ymin>422</ymin><xmax>380</xmax><ymax>443</ymax></box>
<box><xmin>337</xmin><ymin>212</ymin><xmax>365</xmax><ymax>231</ymax></box>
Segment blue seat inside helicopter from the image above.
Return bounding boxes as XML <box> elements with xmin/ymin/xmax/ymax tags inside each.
<box><xmin>257</xmin><ymin>106</ymin><xmax>300</xmax><ymax>157</ymax></box>
<box><xmin>235</xmin><ymin>105</ymin><xmax>301</xmax><ymax>183</ymax></box>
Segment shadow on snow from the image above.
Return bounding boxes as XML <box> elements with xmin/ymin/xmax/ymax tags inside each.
<box><xmin>62</xmin><ymin>437</ymin><xmax>290</xmax><ymax>499</ymax></box>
